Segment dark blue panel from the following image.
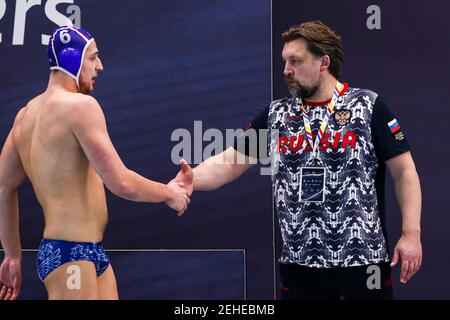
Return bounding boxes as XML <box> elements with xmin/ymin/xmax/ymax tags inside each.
<box><xmin>1</xmin><ymin>250</ymin><xmax>245</xmax><ymax>300</ymax></box>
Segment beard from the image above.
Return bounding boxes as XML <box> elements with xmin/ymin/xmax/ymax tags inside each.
<box><xmin>79</xmin><ymin>81</ymin><xmax>93</xmax><ymax>94</ymax></box>
<box><xmin>285</xmin><ymin>76</ymin><xmax>319</xmax><ymax>99</ymax></box>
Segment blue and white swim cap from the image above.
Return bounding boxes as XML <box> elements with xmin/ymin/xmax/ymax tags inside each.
<box><xmin>48</xmin><ymin>26</ymin><xmax>95</xmax><ymax>88</ymax></box>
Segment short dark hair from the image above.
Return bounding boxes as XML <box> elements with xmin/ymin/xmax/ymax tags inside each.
<box><xmin>282</xmin><ymin>20</ymin><xmax>343</xmax><ymax>79</ymax></box>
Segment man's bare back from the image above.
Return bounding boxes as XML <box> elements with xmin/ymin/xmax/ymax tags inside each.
<box><xmin>13</xmin><ymin>90</ymin><xmax>108</xmax><ymax>243</ymax></box>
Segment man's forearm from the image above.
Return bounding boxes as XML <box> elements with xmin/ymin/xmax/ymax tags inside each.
<box><xmin>193</xmin><ymin>159</ymin><xmax>234</xmax><ymax>191</ymax></box>
<box><xmin>116</xmin><ymin>169</ymin><xmax>172</xmax><ymax>203</ymax></box>
<box><xmin>193</xmin><ymin>149</ymin><xmax>251</xmax><ymax>191</ymax></box>
<box><xmin>0</xmin><ymin>189</ymin><xmax>21</xmax><ymax>258</ymax></box>
<box><xmin>393</xmin><ymin>168</ymin><xmax>422</xmax><ymax>235</ymax></box>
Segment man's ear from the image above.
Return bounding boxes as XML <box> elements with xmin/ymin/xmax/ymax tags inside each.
<box><xmin>320</xmin><ymin>55</ymin><xmax>331</xmax><ymax>72</ymax></box>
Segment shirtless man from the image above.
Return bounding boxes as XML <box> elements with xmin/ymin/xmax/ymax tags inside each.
<box><xmin>0</xmin><ymin>26</ymin><xmax>190</xmax><ymax>300</ymax></box>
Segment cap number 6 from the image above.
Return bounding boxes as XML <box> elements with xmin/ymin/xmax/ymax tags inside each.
<box><xmin>59</xmin><ymin>30</ymin><xmax>71</xmax><ymax>44</ymax></box>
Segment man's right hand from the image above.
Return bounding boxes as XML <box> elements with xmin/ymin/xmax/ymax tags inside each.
<box><xmin>166</xmin><ymin>180</ymin><xmax>190</xmax><ymax>216</ymax></box>
<box><xmin>173</xmin><ymin>159</ymin><xmax>193</xmax><ymax>196</ymax></box>
<box><xmin>0</xmin><ymin>256</ymin><xmax>21</xmax><ymax>300</ymax></box>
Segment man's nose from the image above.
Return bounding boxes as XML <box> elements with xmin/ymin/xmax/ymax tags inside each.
<box><xmin>97</xmin><ymin>58</ymin><xmax>104</xmax><ymax>72</ymax></box>
<box><xmin>284</xmin><ymin>62</ymin><xmax>293</xmax><ymax>77</ymax></box>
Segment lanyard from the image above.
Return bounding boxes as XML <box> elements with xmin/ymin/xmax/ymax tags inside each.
<box><xmin>300</xmin><ymin>83</ymin><xmax>340</xmax><ymax>158</ymax></box>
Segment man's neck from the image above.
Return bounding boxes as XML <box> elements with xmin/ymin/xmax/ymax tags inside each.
<box><xmin>47</xmin><ymin>72</ymin><xmax>79</xmax><ymax>93</ymax></box>
<box><xmin>305</xmin><ymin>77</ymin><xmax>342</xmax><ymax>103</ymax></box>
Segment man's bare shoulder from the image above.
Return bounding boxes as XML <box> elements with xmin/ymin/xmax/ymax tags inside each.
<box><xmin>63</xmin><ymin>93</ymin><xmax>100</xmax><ymax>110</ymax></box>
<box><xmin>66</xmin><ymin>94</ymin><xmax>105</xmax><ymax>128</ymax></box>
<box><xmin>14</xmin><ymin>106</ymin><xmax>28</xmax><ymax>124</ymax></box>
<box><xmin>40</xmin><ymin>91</ymin><xmax>101</xmax><ymax>113</ymax></box>
<box><xmin>10</xmin><ymin>104</ymin><xmax>30</xmax><ymax>136</ymax></box>
<box><xmin>67</xmin><ymin>93</ymin><xmax>102</xmax><ymax>115</ymax></box>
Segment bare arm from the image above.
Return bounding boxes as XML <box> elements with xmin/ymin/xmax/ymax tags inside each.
<box><xmin>387</xmin><ymin>151</ymin><xmax>422</xmax><ymax>236</ymax></box>
<box><xmin>69</xmin><ymin>96</ymin><xmax>188</xmax><ymax>212</ymax></box>
<box><xmin>193</xmin><ymin>147</ymin><xmax>253</xmax><ymax>191</ymax></box>
<box><xmin>386</xmin><ymin>151</ymin><xmax>422</xmax><ymax>283</ymax></box>
<box><xmin>0</xmin><ymin>119</ymin><xmax>26</xmax><ymax>258</ymax></box>
<box><xmin>0</xmin><ymin>111</ymin><xmax>26</xmax><ymax>300</ymax></box>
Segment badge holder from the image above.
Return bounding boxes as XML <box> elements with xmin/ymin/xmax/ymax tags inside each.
<box><xmin>299</xmin><ymin>167</ymin><xmax>326</xmax><ymax>202</ymax></box>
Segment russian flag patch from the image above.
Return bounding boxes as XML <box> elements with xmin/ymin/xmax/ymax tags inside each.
<box><xmin>388</xmin><ymin>118</ymin><xmax>401</xmax><ymax>133</ymax></box>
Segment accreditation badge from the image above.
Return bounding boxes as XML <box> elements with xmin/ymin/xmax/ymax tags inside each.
<box><xmin>299</xmin><ymin>167</ymin><xmax>326</xmax><ymax>202</ymax></box>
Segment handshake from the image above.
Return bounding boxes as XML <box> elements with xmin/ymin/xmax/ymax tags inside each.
<box><xmin>165</xmin><ymin>159</ymin><xmax>194</xmax><ymax>216</ymax></box>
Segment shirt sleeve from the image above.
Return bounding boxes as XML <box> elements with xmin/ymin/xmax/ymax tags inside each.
<box><xmin>233</xmin><ymin>105</ymin><xmax>269</xmax><ymax>159</ymax></box>
<box><xmin>371</xmin><ymin>96</ymin><xmax>411</xmax><ymax>162</ymax></box>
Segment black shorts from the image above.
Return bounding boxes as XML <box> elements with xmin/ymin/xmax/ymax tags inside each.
<box><xmin>280</xmin><ymin>262</ymin><xmax>393</xmax><ymax>300</ymax></box>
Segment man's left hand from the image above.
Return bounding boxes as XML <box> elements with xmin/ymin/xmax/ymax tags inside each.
<box><xmin>390</xmin><ymin>232</ymin><xmax>422</xmax><ymax>284</ymax></box>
